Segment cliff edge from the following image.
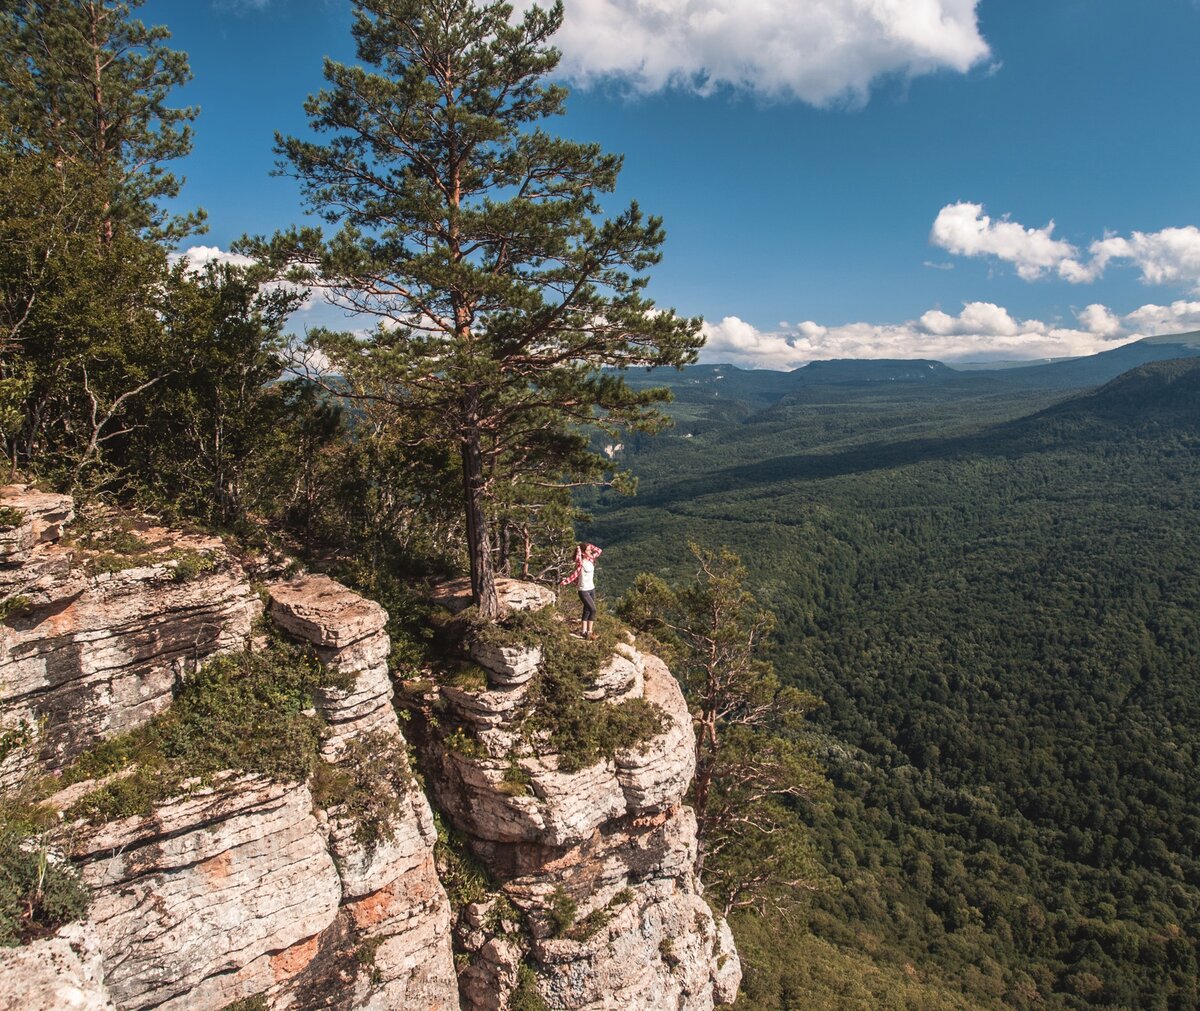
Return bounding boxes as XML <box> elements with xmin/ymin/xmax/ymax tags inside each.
<box><xmin>0</xmin><ymin>488</ymin><xmax>738</xmax><ymax>1009</ymax></box>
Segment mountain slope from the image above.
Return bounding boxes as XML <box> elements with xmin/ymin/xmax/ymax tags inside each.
<box><xmin>588</xmin><ymin>359</ymin><xmax>1200</xmax><ymax>1010</ymax></box>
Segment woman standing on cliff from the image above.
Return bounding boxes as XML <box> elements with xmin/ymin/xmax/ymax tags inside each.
<box><xmin>561</xmin><ymin>543</ymin><xmax>602</xmax><ymax>640</ymax></box>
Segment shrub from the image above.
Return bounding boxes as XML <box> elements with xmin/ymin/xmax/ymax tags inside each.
<box><xmin>0</xmin><ymin>827</ymin><xmax>90</xmax><ymax>946</ymax></box>
<box><xmin>0</xmin><ymin>596</ymin><xmax>31</xmax><ymax>623</ymax></box>
<box><xmin>443</xmin><ymin>726</ymin><xmax>485</xmax><ymax>760</ymax></box>
<box><xmin>510</xmin><ymin>963</ymin><xmax>549</xmax><ymax>1011</ymax></box>
<box><xmin>498</xmin><ymin>759</ymin><xmax>532</xmax><ymax>797</ymax></box>
<box><xmin>470</xmin><ymin>604</ymin><xmax>665</xmax><ymax>772</ymax></box>
<box><xmin>310</xmin><ymin>731</ymin><xmax>407</xmax><ymax>850</ymax></box>
<box><xmin>168</xmin><ymin>548</ymin><xmax>216</xmax><ymax>582</ymax></box>
<box><xmin>547</xmin><ymin>886</ymin><xmax>578</xmax><ymax>937</ymax></box>
<box><xmin>0</xmin><ymin>507</ymin><xmax>25</xmax><ymax>531</ymax></box>
<box><xmin>432</xmin><ymin>811</ymin><xmax>491</xmax><ymax>911</ymax></box>
<box><xmin>65</xmin><ymin>639</ymin><xmax>349</xmax><ymax>822</ymax></box>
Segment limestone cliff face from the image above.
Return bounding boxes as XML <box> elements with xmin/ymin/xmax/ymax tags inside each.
<box><xmin>0</xmin><ymin>492</ymin><xmax>739</xmax><ymax>1009</ymax></box>
<box><xmin>410</xmin><ymin>579</ymin><xmax>741</xmax><ymax>1010</ymax></box>
<box><xmin>0</xmin><ymin>492</ymin><xmax>457</xmax><ymax>1011</ymax></box>
<box><xmin>0</xmin><ymin>485</ymin><xmax>261</xmax><ymax>790</ymax></box>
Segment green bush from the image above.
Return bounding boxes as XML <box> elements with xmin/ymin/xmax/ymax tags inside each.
<box><xmin>0</xmin><ymin>596</ymin><xmax>31</xmax><ymax>623</ymax></box>
<box><xmin>0</xmin><ymin>828</ymin><xmax>89</xmax><ymax>946</ymax></box>
<box><xmin>65</xmin><ymin>639</ymin><xmax>350</xmax><ymax>822</ymax></box>
<box><xmin>169</xmin><ymin>548</ymin><xmax>216</xmax><ymax>582</ymax></box>
<box><xmin>547</xmin><ymin>885</ymin><xmax>578</xmax><ymax>937</ymax></box>
<box><xmin>498</xmin><ymin>759</ymin><xmax>532</xmax><ymax>797</ymax></box>
<box><xmin>471</xmin><ymin>604</ymin><xmax>665</xmax><ymax>772</ymax></box>
<box><xmin>310</xmin><ymin>731</ymin><xmax>407</xmax><ymax>850</ymax></box>
<box><xmin>432</xmin><ymin>811</ymin><xmax>492</xmax><ymax>911</ymax></box>
<box><xmin>0</xmin><ymin>507</ymin><xmax>25</xmax><ymax>531</ymax></box>
<box><xmin>510</xmin><ymin>963</ymin><xmax>549</xmax><ymax>1011</ymax></box>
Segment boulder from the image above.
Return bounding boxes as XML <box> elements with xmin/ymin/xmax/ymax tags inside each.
<box><xmin>267</xmin><ymin>574</ymin><xmax>387</xmax><ymax>650</ymax></box>
<box><xmin>431</xmin><ymin>576</ymin><xmax>556</xmax><ymax>615</ymax></box>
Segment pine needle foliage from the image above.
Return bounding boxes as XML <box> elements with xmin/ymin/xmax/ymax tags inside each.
<box><xmin>253</xmin><ymin>0</ymin><xmax>704</xmax><ymax>617</ymax></box>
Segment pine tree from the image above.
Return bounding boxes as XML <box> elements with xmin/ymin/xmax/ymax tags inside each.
<box><xmin>0</xmin><ymin>0</ymin><xmax>200</xmax><ymax>478</ymax></box>
<box><xmin>1</xmin><ymin>0</ymin><xmax>201</xmax><ymax>243</ymax></box>
<box><xmin>259</xmin><ymin>0</ymin><xmax>703</xmax><ymax>618</ymax></box>
<box><xmin>618</xmin><ymin>544</ymin><xmax>830</xmax><ymax>915</ymax></box>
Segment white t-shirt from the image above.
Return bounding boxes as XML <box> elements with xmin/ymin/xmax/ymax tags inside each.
<box><xmin>579</xmin><ymin>559</ymin><xmax>595</xmax><ymax>592</ymax></box>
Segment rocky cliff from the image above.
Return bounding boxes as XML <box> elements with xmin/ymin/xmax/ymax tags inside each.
<box><xmin>0</xmin><ymin>488</ymin><xmax>738</xmax><ymax>1009</ymax></box>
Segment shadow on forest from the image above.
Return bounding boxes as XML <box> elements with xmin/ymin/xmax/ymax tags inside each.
<box><xmin>632</xmin><ymin>426</ymin><xmax>1020</xmax><ymax>508</ymax></box>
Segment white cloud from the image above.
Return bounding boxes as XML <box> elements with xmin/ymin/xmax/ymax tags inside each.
<box><xmin>1076</xmin><ymin>303</ymin><xmax>1122</xmax><ymax>337</ymax></box>
<box><xmin>1121</xmin><ymin>299</ymin><xmax>1200</xmax><ymax>335</ymax></box>
<box><xmin>933</xmin><ymin>204</ymin><xmax>1200</xmax><ymax>291</ymax></box>
<box><xmin>172</xmin><ymin>245</ymin><xmax>257</xmax><ymax>272</ymax></box>
<box><xmin>696</xmin><ymin>296</ymin><xmax>1200</xmax><ymax>370</ymax></box>
<box><xmin>930</xmin><ymin>203</ymin><xmax>1077</xmax><ymax>281</ymax></box>
<box><xmin>173</xmin><ymin>244</ymin><xmax>317</xmax><ymax>311</ymax></box>
<box><xmin>512</xmin><ymin>0</ymin><xmax>990</xmax><ymax>103</ymax></box>
<box><xmin>1079</xmin><ymin>228</ymin><xmax>1200</xmax><ymax>289</ymax></box>
<box><xmin>919</xmin><ymin>301</ymin><xmax>1021</xmax><ymax>336</ymax></box>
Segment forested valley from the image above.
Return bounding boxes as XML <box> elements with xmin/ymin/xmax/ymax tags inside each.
<box><xmin>590</xmin><ymin>350</ymin><xmax>1200</xmax><ymax>1009</ymax></box>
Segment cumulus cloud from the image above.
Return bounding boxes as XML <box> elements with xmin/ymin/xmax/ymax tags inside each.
<box><xmin>930</xmin><ymin>203</ymin><xmax>1078</xmax><ymax>281</ymax></box>
<box><xmin>933</xmin><ymin>203</ymin><xmax>1200</xmax><ymax>291</ymax></box>
<box><xmin>511</xmin><ymin>0</ymin><xmax>990</xmax><ymax>103</ymax></box>
<box><xmin>172</xmin><ymin>244</ymin><xmax>317</xmax><ymax>311</ymax></box>
<box><xmin>1121</xmin><ymin>299</ymin><xmax>1200</xmax><ymax>335</ymax></box>
<box><xmin>696</xmin><ymin>296</ymin><xmax>1200</xmax><ymax>370</ymax></box>
<box><xmin>1076</xmin><ymin>303</ymin><xmax>1122</xmax><ymax>337</ymax></box>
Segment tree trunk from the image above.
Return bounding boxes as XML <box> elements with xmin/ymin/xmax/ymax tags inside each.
<box><xmin>461</xmin><ymin>431</ymin><xmax>499</xmax><ymax>619</ymax></box>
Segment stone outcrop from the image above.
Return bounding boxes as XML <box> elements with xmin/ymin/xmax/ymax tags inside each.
<box><xmin>73</xmin><ymin>776</ymin><xmax>343</xmax><ymax>1011</ymax></box>
<box><xmin>0</xmin><ymin>494</ymin><xmax>741</xmax><ymax>1009</ymax></box>
<box><xmin>431</xmin><ymin>575</ymin><xmax>557</xmax><ymax>616</ymax></box>
<box><xmin>266</xmin><ymin>575</ymin><xmax>458</xmax><ymax>1009</ymax></box>
<box><xmin>0</xmin><ymin>921</ymin><xmax>115</xmax><ymax>1011</ymax></box>
<box><xmin>0</xmin><ymin>487</ymin><xmax>261</xmax><ymax>789</ymax></box>
<box><xmin>408</xmin><ymin>582</ymin><xmax>742</xmax><ymax>1010</ymax></box>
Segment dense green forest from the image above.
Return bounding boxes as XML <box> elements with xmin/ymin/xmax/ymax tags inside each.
<box><xmin>590</xmin><ymin>352</ymin><xmax>1200</xmax><ymax>1009</ymax></box>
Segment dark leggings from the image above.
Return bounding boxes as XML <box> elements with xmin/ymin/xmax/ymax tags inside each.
<box><xmin>579</xmin><ymin>589</ymin><xmax>596</xmax><ymax>621</ymax></box>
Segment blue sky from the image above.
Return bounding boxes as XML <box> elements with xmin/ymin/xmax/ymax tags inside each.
<box><xmin>142</xmin><ymin>0</ymin><xmax>1200</xmax><ymax>368</ymax></box>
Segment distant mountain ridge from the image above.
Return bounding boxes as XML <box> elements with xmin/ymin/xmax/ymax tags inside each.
<box><xmin>626</xmin><ymin>331</ymin><xmax>1200</xmax><ymax>404</ymax></box>
<box><xmin>794</xmin><ymin>359</ymin><xmax>954</xmax><ymax>383</ymax></box>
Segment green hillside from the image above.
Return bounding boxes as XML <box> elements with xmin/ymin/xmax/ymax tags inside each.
<box><xmin>588</xmin><ymin>358</ymin><xmax>1200</xmax><ymax>1009</ymax></box>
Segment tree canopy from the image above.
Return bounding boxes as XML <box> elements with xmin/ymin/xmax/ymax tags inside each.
<box><xmin>255</xmin><ymin>0</ymin><xmax>703</xmax><ymax>617</ymax></box>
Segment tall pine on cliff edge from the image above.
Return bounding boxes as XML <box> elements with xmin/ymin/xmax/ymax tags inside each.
<box><xmin>256</xmin><ymin>0</ymin><xmax>702</xmax><ymax>618</ymax></box>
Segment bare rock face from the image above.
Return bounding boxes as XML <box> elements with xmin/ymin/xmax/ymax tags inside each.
<box><xmin>267</xmin><ymin>574</ymin><xmax>459</xmax><ymax>1010</ymax></box>
<box><xmin>0</xmin><ymin>921</ymin><xmax>115</xmax><ymax>1011</ymax></box>
<box><xmin>269</xmin><ymin>574</ymin><xmax>396</xmax><ymax>760</ymax></box>
<box><xmin>0</xmin><ymin>490</ymin><xmax>261</xmax><ymax>790</ymax></box>
<box><xmin>409</xmin><ymin>579</ymin><xmax>741</xmax><ymax>1010</ymax></box>
<box><xmin>431</xmin><ymin>575</ymin><xmax>557</xmax><ymax>615</ymax></box>
<box><xmin>0</xmin><ymin>484</ymin><xmax>74</xmax><ymax>571</ymax></box>
<box><xmin>73</xmin><ymin>776</ymin><xmax>342</xmax><ymax>1011</ymax></box>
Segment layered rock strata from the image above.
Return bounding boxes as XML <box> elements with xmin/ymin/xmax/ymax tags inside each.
<box><xmin>0</xmin><ymin>497</ymin><xmax>741</xmax><ymax>1009</ymax></box>
<box><xmin>267</xmin><ymin>574</ymin><xmax>458</xmax><ymax>1009</ymax></box>
<box><xmin>408</xmin><ymin>582</ymin><xmax>742</xmax><ymax>1010</ymax></box>
<box><xmin>0</xmin><ymin>487</ymin><xmax>260</xmax><ymax>789</ymax></box>
<box><xmin>1</xmin><ymin>534</ymin><xmax>456</xmax><ymax>1010</ymax></box>
<box><xmin>0</xmin><ymin>921</ymin><xmax>115</xmax><ymax>1011</ymax></box>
